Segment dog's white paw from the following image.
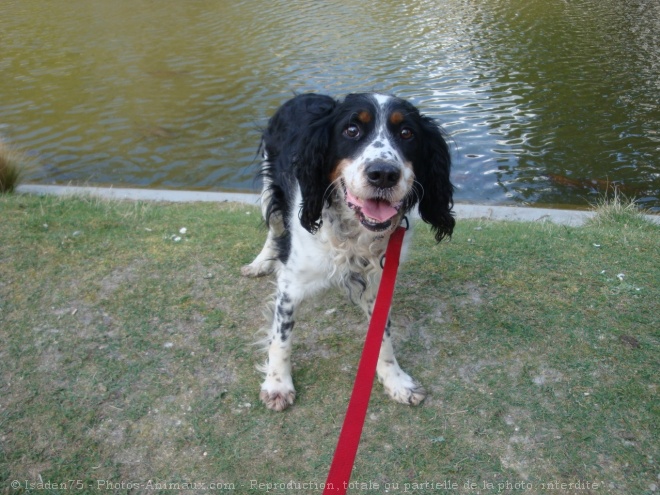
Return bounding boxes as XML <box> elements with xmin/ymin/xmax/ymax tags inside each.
<box><xmin>380</xmin><ymin>371</ymin><xmax>427</xmax><ymax>406</ymax></box>
<box><xmin>260</xmin><ymin>375</ymin><xmax>296</xmax><ymax>411</ymax></box>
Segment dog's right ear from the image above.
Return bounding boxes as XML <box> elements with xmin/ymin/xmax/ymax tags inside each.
<box><xmin>292</xmin><ymin>100</ymin><xmax>337</xmax><ymax>234</ymax></box>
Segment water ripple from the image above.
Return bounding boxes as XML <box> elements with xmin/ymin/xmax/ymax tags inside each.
<box><xmin>0</xmin><ymin>0</ymin><xmax>658</xmax><ymax>209</ymax></box>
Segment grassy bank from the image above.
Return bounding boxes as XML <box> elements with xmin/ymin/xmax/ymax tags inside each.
<box><xmin>0</xmin><ymin>194</ymin><xmax>658</xmax><ymax>494</ymax></box>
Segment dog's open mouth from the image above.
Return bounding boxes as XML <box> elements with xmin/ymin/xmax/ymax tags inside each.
<box><xmin>343</xmin><ymin>184</ymin><xmax>402</xmax><ymax>232</ymax></box>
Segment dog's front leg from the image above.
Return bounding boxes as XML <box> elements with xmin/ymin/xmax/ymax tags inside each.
<box><xmin>376</xmin><ymin>322</ymin><xmax>427</xmax><ymax>406</ymax></box>
<box><xmin>259</xmin><ymin>286</ymin><xmax>297</xmax><ymax>411</ymax></box>
<box><xmin>359</xmin><ymin>288</ymin><xmax>427</xmax><ymax>406</ymax></box>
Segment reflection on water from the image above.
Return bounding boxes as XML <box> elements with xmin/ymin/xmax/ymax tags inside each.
<box><xmin>1</xmin><ymin>0</ymin><xmax>658</xmax><ymax>210</ymax></box>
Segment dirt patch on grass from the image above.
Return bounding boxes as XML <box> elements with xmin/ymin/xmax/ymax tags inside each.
<box><xmin>98</xmin><ymin>259</ymin><xmax>148</xmax><ymax>300</ymax></box>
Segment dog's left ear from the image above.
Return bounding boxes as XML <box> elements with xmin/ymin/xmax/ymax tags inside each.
<box><xmin>293</xmin><ymin>110</ymin><xmax>336</xmax><ymax>234</ymax></box>
<box><xmin>414</xmin><ymin>116</ymin><xmax>455</xmax><ymax>242</ymax></box>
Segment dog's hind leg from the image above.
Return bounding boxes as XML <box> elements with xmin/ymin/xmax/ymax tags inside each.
<box><xmin>241</xmin><ymin>178</ymin><xmax>283</xmax><ymax>278</ymax></box>
<box><xmin>241</xmin><ymin>227</ymin><xmax>280</xmax><ymax>277</ymax></box>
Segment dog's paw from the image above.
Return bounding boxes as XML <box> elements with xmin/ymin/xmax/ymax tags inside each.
<box><xmin>260</xmin><ymin>375</ymin><xmax>296</xmax><ymax>411</ymax></box>
<box><xmin>259</xmin><ymin>388</ymin><xmax>296</xmax><ymax>411</ymax></box>
<box><xmin>241</xmin><ymin>261</ymin><xmax>275</xmax><ymax>278</ymax></box>
<box><xmin>381</xmin><ymin>372</ymin><xmax>427</xmax><ymax>406</ymax></box>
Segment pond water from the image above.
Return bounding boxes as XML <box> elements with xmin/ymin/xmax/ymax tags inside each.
<box><xmin>2</xmin><ymin>0</ymin><xmax>659</xmax><ymax>210</ymax></box>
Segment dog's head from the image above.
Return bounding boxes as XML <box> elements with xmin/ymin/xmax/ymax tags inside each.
<box><xmin>294</xmin><ymin>93</ymin><xmax>455</xmax><ymax>242</ymax></box>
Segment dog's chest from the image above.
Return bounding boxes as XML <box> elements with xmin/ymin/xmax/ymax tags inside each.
<box><xmin>319</xmin><ymin>208</ymin><xmax>388</xmax><ymax>274</ymax></box>
<box><xmin>285</xmin><ymin>205</ymin><xmax>389</xmax><ymax>293</ymax></box>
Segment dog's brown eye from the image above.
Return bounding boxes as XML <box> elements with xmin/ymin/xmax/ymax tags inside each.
<box><xmin>343</xmin><ymin>125</ymin><xmax>361</xmax><ymax>139</ymax></box>
<box><xmin>400</xmin><ymin>128</ymin><xmax>414</xmax><ymax>140</ymax></box>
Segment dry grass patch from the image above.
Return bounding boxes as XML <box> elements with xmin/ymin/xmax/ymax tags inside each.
<box><xmin>0</xmin><ymin>140</ymin><xmax>24</xmax><ymax>193</ymax></box>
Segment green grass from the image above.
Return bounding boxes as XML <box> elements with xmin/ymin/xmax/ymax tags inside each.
<box><xmin>0</xmin><ymin>193</ymin><xmax>658</xmax><ymax>494</ymax></box>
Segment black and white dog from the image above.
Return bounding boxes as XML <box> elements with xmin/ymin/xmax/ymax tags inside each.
<box><xmin>242</xmin><ymin>93</ymin><xmax>454</xmax><ymax>411</ymax></box>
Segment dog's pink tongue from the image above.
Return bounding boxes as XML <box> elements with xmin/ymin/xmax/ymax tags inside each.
<box><xmin>362</xmin><ymin>198</ymin><xmax>398</xmax><ymax>222</ymax></box>
<box><xmin>347</xmin><ymin>191</ymin><xmax>398</xmax><ymax>222</ymax></box>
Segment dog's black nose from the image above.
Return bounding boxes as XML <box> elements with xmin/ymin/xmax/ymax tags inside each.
<box><xmin>366</xmin><ymin>161</ymin><xmax>401</xmax><ymax>189</ymax></box>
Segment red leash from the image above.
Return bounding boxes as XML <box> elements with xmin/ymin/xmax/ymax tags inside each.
<box><xmin>323</xmin><ymin>224</ymin><xmax>407</xmax><ymax>495</ymax></box>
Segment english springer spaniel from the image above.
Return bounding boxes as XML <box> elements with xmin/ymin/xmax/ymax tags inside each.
<box><xmin>242</xmin><ymin>93</ymin><xmax>454</xmax><ymax>411</ymax></box>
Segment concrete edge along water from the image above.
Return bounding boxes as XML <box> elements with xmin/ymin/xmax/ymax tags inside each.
<box><xmin>15</xmin><ymin>184</ymin><xmax>660</xmax><ymax>226</ymax></box>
